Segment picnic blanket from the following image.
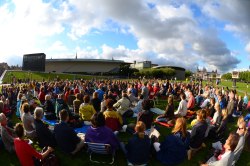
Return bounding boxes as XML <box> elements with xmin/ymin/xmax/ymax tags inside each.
<box><xmin>150</xmin><ymin>107</ymin><xmax>165</xmax><ymax>115</ymax></box>
<box><xmin>42</xmin><ymin>117</ymin><xmax>57</xmax><ymax>126</ymax></box>
<box><xmin>42</xmin><ymin>117</ymin><xmax>90</xmax><ymax>134</ymax></box>
<box><xmin>154</xmin><ymin>120</ymin><xmax>174</xmax><ymax>128</ymax></box>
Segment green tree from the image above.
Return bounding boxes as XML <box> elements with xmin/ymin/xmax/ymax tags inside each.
<box><xmin>222</xmin><ymin>73</ymin><xmax>232</xmax><ymax>80</ymax></box>
<box><xmin>185</xmin><ymin>70</ymin><xmax>192</xmax><ymax>78</ymax></box>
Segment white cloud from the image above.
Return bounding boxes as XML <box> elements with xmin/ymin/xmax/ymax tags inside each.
<box><xmin>0</xmin><ymin>0</ymin><xmax>247</xmax><ymax>72</ymax></box>
<box><xmin>245</xmin><ymin>42</ymin><xmax>250</xmax><ymax>54</ymax></box>
<box><xmin>48</xmin><ymin>41</ymin><xmax>68</xmax><ymax>52</ymax></box>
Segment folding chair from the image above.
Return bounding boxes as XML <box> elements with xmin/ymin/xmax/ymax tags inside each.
<box><xmin>84</xmin><ymin>142</ymin><xmax>115</xmax><ymax>164</ymax></box>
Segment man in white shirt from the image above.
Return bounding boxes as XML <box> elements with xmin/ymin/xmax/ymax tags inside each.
<box><xmin>174</xmin><ymin>93</ymin><xmax>187</xmax><ymax>117</ymax></box>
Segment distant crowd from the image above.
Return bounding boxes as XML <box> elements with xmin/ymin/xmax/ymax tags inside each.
<box><xmin>0</xmin><ymin>78</ymin><xmax>250</xmax><ymax>166</ymax></box>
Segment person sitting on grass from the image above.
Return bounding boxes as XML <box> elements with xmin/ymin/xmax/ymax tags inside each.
<box><xmin>73</xmin><ymin>93</ymin><xmax>83</xmax><ymax>114</ymax></box>
<box><xmin>21</xmin><ymin>103</ymin><xmax>36</xmax><ymax>139</ymax></box>
<box><xmin>156</xmin><ymin>95</ymin><xmax>175</xmax><ymax>123</ymax></box>
<box><xmin>154</xmin><ymin>117</ymin><xmax>190</xmax><ymax>165</ymax></box>
<box><xmin>201</xmin><ymin>132</ymin><xmax>239</xmax><ymax>166</ymax></box>
<box><xmin>243</xmin><ymin>92</ymin><xmax>248</xmax><ymax>108</ymax></box>
<box><xmin>54</xmin><ymin>110</ymin><xmax>85</xmax><ymax>155</ymax></box>
<box><xmin>44</xmin><ymin>94</ymin><xmax>56</xmax><ymax>120</ymax></box>
<box><xmin>103</xmin><ymin>99</ymin><xmax>123</xmax><ymax>132</ymax></box>
<box><xmin>137</xmin><ymin>99</ymin><xmax>154</xmax><ymax>131</ymax></box>
<box><xmin>113</xmin><ymin>90</ymin><xmax>132</xmax><ymax>124</ymax></box>
<box><xmin>233</xmin><ymin>120</ymin><xmax>247</xmax><ymax>163</ymax></box>
<box><xmin>174</xmin><ymin>93</ymin><xmax>187</xmax><ymax>117</ymax></box>
<box><xmin>91</xmin><ymin>92</ymin><xmax>101</xmax><ymax>113</ymax></box>
<box><xmin>0</xmin><ymin>113</ymin><xmax>16</xmax><ymax>153</ymax></box>
<box><xmin>131</xmin><ymin>94</ymin><xmax>144</xmax><ymax>114</ymax></box>
<box><xmin>188</xmin><ymin>109</ymin><xmax>208</xmax><ymax>160</ymax></box>
<box><xmin>14</xmin><ymin>123</ymin><xmax>54</xmax><ymax>166</ymax></box>
<box><xmin>121</xmin><ymin>121</ymin><xmax>151</xmax><ymax>166</ymax></box>
<box><xmin>79</xmin><ymin>95</ymin><xmax>96</xmax><ymax>125</ymax></box>
<box><xmin>187</xmin><ymin>91</ymin><xmax>195</xmax><ymax>111</ymax></box>
<box><xmin>34</xmin><ymin>107</ymin><xmax>56</xmax><ymax>149</ymax></box>
<box><xmin>85</xmin><ymin>112</ymin><xmax>120</xmax><ymax>152</ymax></box>
<box><xmin>208</xmin><ymin>108</ymin><xmax>228</xmax><ymax>142</ymax></box>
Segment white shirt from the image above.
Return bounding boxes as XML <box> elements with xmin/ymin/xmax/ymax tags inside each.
<box><xmin>175</xmin><ymin>99</ymin><xmax>187</xmax><ymax>116</ymax></box>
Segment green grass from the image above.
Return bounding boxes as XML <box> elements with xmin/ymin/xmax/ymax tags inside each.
<box><xmin>2</xmin><ymin>71</ymin><xmax>109</xmax><ymax>83</ymax></box>
<box><xmin>1</xmin><ymin>99</ymin><xmax>250</xmax><ymax>166</ymax></box>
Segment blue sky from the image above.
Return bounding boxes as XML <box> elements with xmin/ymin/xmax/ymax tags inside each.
<box><xmin>0</xmin><ymin>0</ymin><xmax>249</xmax><ymax>73</ymax></box>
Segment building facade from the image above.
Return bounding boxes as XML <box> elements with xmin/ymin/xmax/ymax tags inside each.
<box><xmin>45</xmin><ymin>58</ymin><xmax>130</xmax><ymax>74</ymax></box>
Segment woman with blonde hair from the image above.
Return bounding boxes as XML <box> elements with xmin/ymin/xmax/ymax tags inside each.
<box><xmin>154</xmin><ymin>117</ymin><xmax>189</xmax><ymax>165</ymax></box>
<box><xmin>209</xmin><ymin>108</ymin><xmax>229</xmax><ymax>142</ymax></box>
<box><xmin>172</xmin><ymin>117</ymin><xmax>190</xmax><ymax>149</ymax></box>
<box><xmin>123</xmin><ymin>121</ymin><xmax>151</xmax><ymax>165</ymax></box>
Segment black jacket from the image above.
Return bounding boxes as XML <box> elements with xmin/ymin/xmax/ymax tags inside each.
<box><xmin>34</xmin><ymin>119</ymin><xmax>56</xmax><ymax>148</ymax></box>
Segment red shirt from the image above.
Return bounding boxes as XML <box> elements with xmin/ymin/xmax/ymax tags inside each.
<box><xmin>38</xmin><ymin>92</ymin><xmax>45</xmax><ymax>103</ymax></box>
<box><xmin>74</xmin><ymin>88</ymin><xmax>79</xmax><ymax>95</ymax></box>
<box><xmin>14</xmin><ymin>138</ymin><xmax>42</xmax><ymax>166</ymax></box>
<box><xmin>187</xmin><ymin>95</ymin><xmax>195</xmax><ymax>109</ymax></box>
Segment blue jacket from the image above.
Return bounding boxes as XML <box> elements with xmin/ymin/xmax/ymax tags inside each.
<box><xmin>157</xmin><ymin>134</ymin><xmax>187</xmax><ymax>165</ymax></box>
<box><xmin>126</xmin><ymin>134</ymin><xmax>151</xmax><ymax>165</ymax></box>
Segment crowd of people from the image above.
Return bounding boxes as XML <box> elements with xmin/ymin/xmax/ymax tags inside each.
<box><xmin>0</xmin><ymin>78</ymin><xmax>249</xmax><ymax>166</ymax></box>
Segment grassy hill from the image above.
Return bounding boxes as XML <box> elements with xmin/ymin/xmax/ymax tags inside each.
<box><xmin>1</xmin><ymin>70</ymin><xmax>108</xmax><ymax>84</ymax></box>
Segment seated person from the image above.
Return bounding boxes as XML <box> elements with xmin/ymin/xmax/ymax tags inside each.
<box><xmin>122</xmin><ymin>121</ymin><xmax>151</xmax><ymax>165</ymax></box>
<box><xmin>79</xmin><ymin>95</ymin><xmax>96</xmax><ymax>124</ymax></box>
<box><xmin>200</xmin><ymin>94</ymin><xmax>210</xmax><ymax>109</ymax></box>
<box><xmin>137</xmin><ymin>99</ymin><xmax>154</xmax><ymax>131</ymax></box>
<box><xmin>243</xmin><ymin>92</ymin><xmax>248</xmax><ymax>108</ymax></box>
<box><xmin>21</xmin><ymin>103</ymin><xmax>36</xmax><ymax>139</ymax></box>
<box><xmin>34</xmin><ymin>107</ymin><xmax>56</xmax><ymax>148</ymax></box>
<box><xmin>103</xmin><ymin>99</ymin><xmax>123</xmax><ymax>132</ymax></box>
<box><xmin>187</xmin><ymin>91</ymin><xmax>195</xmax><ymax>111</ymax></box>
<box><xmin>209</xmin><ymin>108</ymin><xmax>228</xmax><ymax>141</ymax></box>
<box><xmin>201</xmin><ymin>132</ymin><xmax>240</xmax><ymax>166</ymax></box>
<box><xmin>172</xmin><ymin>117</ymin><xmax>190</xmax><ymax>149</ymax></box>
<box><xmin>188</xmin><ymin>109</ymin><xmax>208</xmax><ymax>160</ymax></box>
<box><xmin>100</xmin><ymin>94</ymin><xmax>108</xmax><ymax>112</ymax></box>
<box><xmin>73</xmin><ymin>93</ymin><xmax>82</xmax><ymax>114</ymax></box>
<box><xmin>154</xmin><ymin>118</ymin><xmax>190</xmax><ymax>165</ymax></box>
<box><xmin>244</xmin><ymin>101</ymin><xmax>250</xmax><ymax>121</ymax></box>
<box><xmin>0</xmin><ymin>113</ymin><xmax>16</xmax><ymax>153</ymax></box>
<box><xmin>54</xmin><ymin>110</ymin><xmax>84</xmax><ymax>155</ymax></box>
<box><xmin>113</xmin><ymin>90</ymin><xmax>131</xmax><ymax>117</ymax></box>
<box><xmin>44</xmin><ymin>94</ymin><xmax>56</xmax><ymax>120</ymax></box>
<box><xmin>211</xmin><ymin>102</ymin><xmax>221</xmax><ymax>126</ymax></box>
<box><xmin>85</xmin><ymin>112</ymin><xmax>120</xmax><ymax>152</ymax></box>
<box><xmin>128</xmin><ymin>90</ymin><xmax>138</xmax><ymax>104</ymax></box>
<box><xmin>131</xmin><ymin>95</ymin><xmax>144</xmax><ymax>114</ymax></box>
<box><xmin>156</xmin><ymin>95</ymin><xmax>175</xmax><ymax>123</ymax></box>
<box><xmin>234</xmin><ymin>120</ymin><xmax>247</xmax><ymax>162</ymax></box>
<box><xmin>91</xmin><ymin>92</ymin><xmax>101</xmax><ymax>113</ymax></box>
<box><xmin>55</xmin><ymin>94</ymin><xmax>69</xmax><ymax>118</ymax></box>
<box><xmin>14</xmin><ymin>123</ymin><xmax>53</xmax><ymax>166</ymax></box>
<box><xmin>174</xmin><ymin>93</ymin><xmax>187</xmax><ymax>117</ymax></box>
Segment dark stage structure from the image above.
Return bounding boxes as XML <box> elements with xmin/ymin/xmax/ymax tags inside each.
<box><xmin>22</xmin><ymin>53</ymin><xmax>46</xmax><ymax>72</ymax></box>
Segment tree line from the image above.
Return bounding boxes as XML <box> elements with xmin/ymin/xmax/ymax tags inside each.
<box><xmin>222</xmin><ymin>71</ymin><xmax>250</xmax><ymax>81</ymax></box>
